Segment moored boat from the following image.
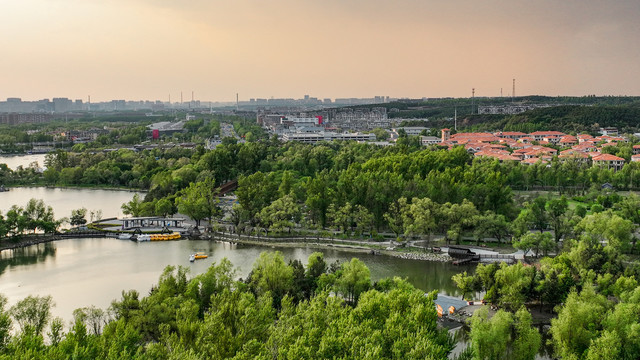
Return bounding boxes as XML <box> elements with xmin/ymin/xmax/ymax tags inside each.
<box><xmin>136</xmin><ymin>234</ymin><xmax>151</xmax><ymax>242</ymax></box>
<box><xmin>189</xmin><ymin>254</ymin><xmax>195</xmax><ymax>262</ymax></box>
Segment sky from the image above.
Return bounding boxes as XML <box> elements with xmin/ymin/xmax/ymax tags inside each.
<box><xmin>1</xmin><ymin>0</ymin><xmax>639</xmax><ymax>102</ymax></box>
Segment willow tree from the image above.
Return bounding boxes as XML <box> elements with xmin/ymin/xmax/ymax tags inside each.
<box><xmin>175</xmin><ymin>178</ymin><xmax>221</xmax><ymax>228</ymax></box>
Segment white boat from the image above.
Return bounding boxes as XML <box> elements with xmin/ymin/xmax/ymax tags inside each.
<box><xmin>189</xmin><ymin>254</ymin><xmax>195</xmax><ymax>262</ymax></box>
<box><xmin>118</xmin><ymin>233</ymin><xmax>133</xmax><ymax>240</ymax></box>
<box><xmin>136</xmin><ymin>234</ymin><xmax>151</xmax><ymax>242</ymax></box>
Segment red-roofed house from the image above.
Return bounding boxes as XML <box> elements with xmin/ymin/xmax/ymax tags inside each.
<box><xmin>633</xmin><ymin>145</ymin><xmax>640</xmax><ymax>155</ymax></box>
<box><xmin>495</xmin><ymin>131</ymin><xmax>528</xmax><ymax>140</ymax></box>
<box><xmin>559</xmin><ymin>149</ymin><xmax>590</xmax><ymax>164</ymax></box>
<box><xmin>450</xmin><ymin>132</ymin><xmax>500</xmax><ymax>143</ymax></box>
<box><xmin>543</xmin><ymin>136</ymin><xmax>562</xmax><ymax>145</ymax></box>
<box><xmin>558</xmin><ymin>135</ymin><xmax>577</xmax><ymax>147</ymax></box>
<box><xmin>573</xmin><ymin>143</ymin><xmax>598</xmax><ymax>152</ymax></box>
<box><xmin>632</xmin><ymin>154</ymin><xmax>640</xmax><ymax>162</ymax></box>
<box><xmin>592</xmin><ymin>154</ymin><xmax>625</xmax><ymax>171</ymax></box>
<box><xmin>577</xmin><ymin>134</ymin><xmax>594</xmax><ymax>143</ymax></box>
<box><xmin>529</xmin><ymin>131</ymin><xmax>566</xmax><ymax>141</ymax></box>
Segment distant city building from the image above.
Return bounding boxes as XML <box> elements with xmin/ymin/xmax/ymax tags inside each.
<box><xmin>147</xmin><ymin>121</ymin><xmax>186</xmax><ymax>137</ymax></box>
<box><xmin>393</xmin><ymin>127</ymin><xmax>428</xmax><ymax>136</ymax></box>
<box><xmin>330</xmin><ymin>107</ymin><xmax>390</xmax><ymax>131</ymax></box>
<box><xmin>0</xmin><ymin>113</ymin><xmax>53</xmax><ymax>124</ymax></box>
<box><xmin>281</xmin><ymin>132</ymin><xmax>375</xmax><ymax>144</ymax></box>
<box><xmin>420</xmin><ymin>136</ymin><xmax>440</xmax><ymax>145</ymax></box>
<box><xmin>600</xmin><ymin>127</ymin><xmax>619</xmax><ymax>136</ymax></box>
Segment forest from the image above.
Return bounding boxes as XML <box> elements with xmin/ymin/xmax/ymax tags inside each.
<box><xmin>0</xmin><ymin>252</ymin><xmax>458</xmax><ymax>359</ymax></box>
<box><xmin>2</xmin><ymin>110</ymin><xmax>640</xmax><ymax>358</ymax></box>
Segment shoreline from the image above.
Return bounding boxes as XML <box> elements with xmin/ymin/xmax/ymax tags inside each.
<box><xmin>2</xmin><ymin>233</ymin><xmax>453</xmax><ymax>263</ymax></box>
<box><xmin>0</xmin><ymin>234</ymin><xmax>62</xmax><ymax>251</ymax></box>
<box><xmin>208</xmin><ymin>235</ymin><xmax>453</xmax><ymax>262</ymax></box>
<box><xmin>7</xmin><ymin>184</ymin><xmax>146</xmax><ymax>193</ymax></box>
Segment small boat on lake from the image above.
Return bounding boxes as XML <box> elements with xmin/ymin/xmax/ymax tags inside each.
<box><xmin>136</xmin><ymin>234</ymin><xmax>151</xmax><ymax>242</ymax></box>
<box><xmin>191</xmin><ymin>252</ymin><xmax>208</xmax><ymax>261</ymax></box>
<box><xmin>118</xmin><ymin>233</ymin><xmax>133</xmax><ymax>240</ymax></box>
<box><xmin>189</xmin><ymin>254</ymin><xmax>195</xmax><ymax>262</ymax></box>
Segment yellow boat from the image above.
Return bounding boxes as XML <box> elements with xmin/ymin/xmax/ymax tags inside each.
<box><xmin>194</xmin><ymin>252</ymin><xmax>208</xmax><ymax>260</ymax></box>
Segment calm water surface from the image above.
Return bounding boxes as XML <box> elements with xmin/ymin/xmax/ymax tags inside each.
<box><xmin>0</xmin><ymin>238</ymin><xmax>470</xmax><ymax>321</ymax></box>
<box><xmin>0</xmin><ymin>153</ymin><xmax>47</xmax><ymax>170</ymax></box>
<box><xmin>0</xmin><ymin>187</ymin><xmax>142</xmax><ymax>220</ymax></box>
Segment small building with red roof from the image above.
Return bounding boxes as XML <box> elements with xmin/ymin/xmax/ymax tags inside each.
<box><xmin>529</xmin><ymin>131</ymin><xmax>566</xmax><ymax>141</ymax></box>
<box><xmin>592</xmin><ymin>153</ymin><xmax>625</xmax><ymax>171</ymax></box>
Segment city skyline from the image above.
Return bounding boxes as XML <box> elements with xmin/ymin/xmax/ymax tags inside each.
<box><xmin>2</xmin><ymin>0</ymin><xmax>639</xmax><ymax>102</ymax></box>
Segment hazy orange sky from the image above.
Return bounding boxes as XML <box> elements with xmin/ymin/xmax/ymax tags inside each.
<box><xmin>1</xmin><ymin>0</ymin><xmax>639</xmax><ymax>102</ymax></box>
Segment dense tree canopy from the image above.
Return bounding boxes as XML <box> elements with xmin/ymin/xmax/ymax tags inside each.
<box><xmin>0</xmin><ymin>253</ymin><xmax>454</xmax><ymax>359</ymax></box>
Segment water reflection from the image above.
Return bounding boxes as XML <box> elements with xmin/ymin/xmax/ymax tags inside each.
<box><xmin>0</xmin><ymin>242</ymin><xmax>57</xmax><ymax>274</ymax></box>
<box><xmin>0</xmin><ymin>238</ymin><xmax>471</xmax><ymax>322</ymax></box>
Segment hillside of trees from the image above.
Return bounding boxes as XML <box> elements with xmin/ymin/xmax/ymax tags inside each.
<box><xmin>0</xmin><ymin>252</ymin><xmax>457</xmax><ymax>359</ymax></box>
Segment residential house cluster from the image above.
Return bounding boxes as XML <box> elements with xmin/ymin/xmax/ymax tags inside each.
<box><xmin>439</xmin><ymin>129</ymin><xmax>639</xmax><ymax>171</ymax></box>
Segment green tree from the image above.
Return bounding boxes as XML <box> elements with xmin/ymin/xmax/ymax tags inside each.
<box><xmin>121</xmin><ymin>193</ymin><xmax>143</xmax><ymax>217</ymax></box>
<box><xmin>70</xmin><ymin>208</ymin><xmax>88</xmax><ymax>226</ymax></box>
<box><xmin>404</xmin><ymin>197</ymin><xmax>438</xmax><ymax>245</ymax></box>
<box><xmin>10</xmin><ymin>295</ymin><xmax>53</xmax><ymax>336</ymax></box>
<box><xmin>258</xmin><ymin>194</ymin><xmax>301</xmax><ymax>234</ymax></box>
<box><xmin>512</xmin><ymin>307</ymin><xmax>541</xmax><ymax>360</ymax></box>
<box><xmin>576</xmin><ymin>212</ymin><xmax>635</xmax><ymax>253</ymax></box>
<box><xmin>473</xmin><ymin>211</ymin><xmax>510</xmax><ymax>244</ymax></box>
<box><xmin>336</xmin><ymin>258</ymin><xmax>371</xmax><ymax>305</ymax></box>
<box><xmin>154</xmin><ymin>198</ymin><xmax>174</xmax><ymax>217</ymax></box>
<box><xmin>383</xmin><ymin>197</ymin><xmax>409</xmax><ymax>238</ymax></box>
<box><xmin>248</xmin><ymin>251</ymin><xmax>293</xmax><ymax>309</ymax></box>
<box><xmin>452</xmin><ymin>271</ymin><xmax>476</xmax><ymax>300</ymax></box>
<box><xmin>175</xmin><ymin>179</ymin><xmax>221</xmax><ymax>228</ymax></box>
<box><xmin>513</xmin><ymin>232</ymin><xmax>554</xmax><ymax>258</ymax></box>
<box><xmin>494</xmin><ymin>262</ymin><xmax>534</xmax><ymax>311</ymax></box>
<box><xmin>0</xmin><ymin>295</ymin><xmax>11</xmax><ymax>352</ymax></box>
<box><xmin>550</xmin><ymin>284</ymin><xmax>610</xmax><ymax>360</ymax></box>
<box><xmin>469</xmin><ymin>307</ymin><xmax>512</xmax><ymax>360</ymax></box>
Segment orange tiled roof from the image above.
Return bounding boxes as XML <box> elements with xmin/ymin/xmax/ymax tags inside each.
<box><xmin>529</xmin><ymin>131</ymin><xmax>566</xmax><ymax>136</ymax></box>
<box><xmin>592</xmin><ymin>154</ymin><xmax>625</xmax><ymax>161</ymax></box>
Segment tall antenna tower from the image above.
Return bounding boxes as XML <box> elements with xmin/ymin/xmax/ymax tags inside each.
<box><xmin>454</xmin><ymin>107</ymin><xmax>457</xmax><ymax>131</ymax></box>
<box><xmin>236</xmin><ymin>93</ymin><xmax>239</xmax><ymax>111</ymax></box>
<box><xmin>512</xmin><ymin>79</ymin><xmax>515</xmax><ymax>102</ymax></box>
<box><xmin>471</xmin><ymin>88</ymin><xmax>475</xmax><ymax>115</ymax></box>
<box><xmin>181</xmin><ymin>91</ymin><xmax>183</xmax><ymax>105</ymax></box>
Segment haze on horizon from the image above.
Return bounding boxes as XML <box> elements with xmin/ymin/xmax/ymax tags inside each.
<box><xmin>1</xmin><ymin>0</ymin><xmax>639</xmax><ymax>102</ymax></box>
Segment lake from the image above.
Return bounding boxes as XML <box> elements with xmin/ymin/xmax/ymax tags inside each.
<box><xmin>0</xmin><ymin>153</ymin><xmax>47</xmax><ymax>170</ymax></box>
<box><xmin>0</xmin><ymin>238</ymin><xmax>470</xmax><ymax>322</ymax></box>
<box><xmin>0</xmin><ymin>186</ymin><xmax>143</xmax><ymax>221</ymax></box>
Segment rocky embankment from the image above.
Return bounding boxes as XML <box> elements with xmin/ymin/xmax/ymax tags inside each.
<box><xmin>392</xmin><ymin>251</ymin><xmax>451</xmax><ymax>262</ymax></box>
<box><xmin>0</xmin><ymin>235</ymin><xmax>62</xmax><ymax>251</ymax></box>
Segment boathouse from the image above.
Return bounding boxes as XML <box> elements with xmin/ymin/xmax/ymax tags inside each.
<box><xmin>121</xmin><ymin>217</ymin><xmax>186</xmax><ymax>230</ymax></box>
